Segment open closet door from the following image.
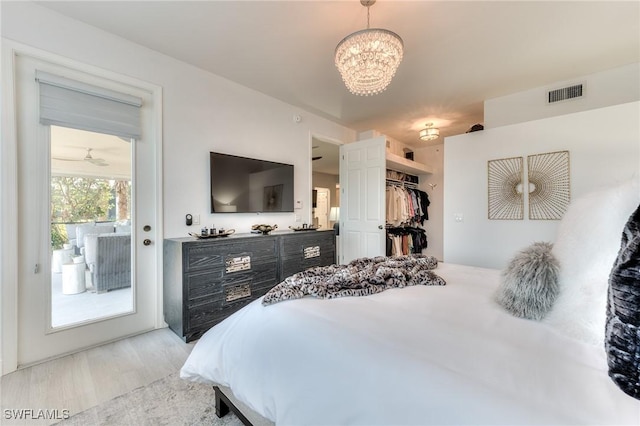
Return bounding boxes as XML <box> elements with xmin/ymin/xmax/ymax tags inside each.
<box><xmin>339</xmin><ymin>137</ymin><xmax>386</xmax><ymax>264</ymax></box>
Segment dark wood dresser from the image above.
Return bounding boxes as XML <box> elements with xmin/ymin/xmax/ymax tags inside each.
<box><xmin>163</xmin><ymin>230</ymin><xmax>335</xmax><ymax>342</ymax></box>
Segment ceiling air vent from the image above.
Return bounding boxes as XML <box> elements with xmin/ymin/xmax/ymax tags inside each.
<box><xmin>548</xmin><ymin>84</ymin><xmax>583</xmax><ymax>103</ymax></box>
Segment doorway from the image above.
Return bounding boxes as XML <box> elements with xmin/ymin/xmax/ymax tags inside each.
<box><xmin>311</xmin><ymin>137</ymin><xmax>341</xmax><ymax>261</ymax></box>
<box><xmin>13</xmin><ymin>53</ymin><xmax>161</xmax><ymax>367</ymax></box>
<box><xmin>313</xmin><ymin>187</ymin><xmax>330</xmax><ymax>230</ymax></box>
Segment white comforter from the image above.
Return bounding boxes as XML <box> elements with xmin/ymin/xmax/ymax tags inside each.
<box><xmin>180</xmin><ymin>263</ymin><xmax>640</xmax><ymax>425</ymax></box>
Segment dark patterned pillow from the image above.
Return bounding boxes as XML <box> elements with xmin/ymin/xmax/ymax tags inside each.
<box><xmin>495</xmin><ymin>242</ymin><xmax>560</xmax><ymax>320</ymax></box>
<box><xmin>605</xmin><ymin>203</ymin><xmax>640</xmax><ymax>400</ymax></box>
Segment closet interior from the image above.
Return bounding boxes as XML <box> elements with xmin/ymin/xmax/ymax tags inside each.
<box><xmin>385</xmin><ymin>169</ymin><xmax>430</xmax><ymax>256</ymax></box>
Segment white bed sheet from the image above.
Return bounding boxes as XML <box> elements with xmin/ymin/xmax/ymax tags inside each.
<box><xmin>180</xmin><ymin>263</ymin><xmax>640</xmax><ymax>425</ymax></box>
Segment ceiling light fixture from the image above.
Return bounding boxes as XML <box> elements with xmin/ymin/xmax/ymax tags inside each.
<box><xmin>334</xmin><ymin>0</ymin><xmax>404</xmax><ymax>96</ymax></box>
<box><xmin>419</xmin><ymin>123</ymin><xmax>440</xmax><ymax>141</ymax></box>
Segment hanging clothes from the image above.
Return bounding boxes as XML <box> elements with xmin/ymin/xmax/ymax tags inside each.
<box><xmin>386</xmin><ymin>227</ymin><xmax>428</xmax><ymax>256</ymax></box>
<box><xmin>385</xmin><ymin>176</ymin><xmax>430</xmax><ymax>256</ymax></box>
<box><xmin>385</xmin><ymin>184</ymin><xmax>430</xmax><ymax>226</ymax></box>
<box><xmin>419</xmin><ymin>190</ymin><xmax>430</xmax><ymax>223</ymax></box>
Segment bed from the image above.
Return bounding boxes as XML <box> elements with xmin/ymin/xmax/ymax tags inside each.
<box><xmin>180</xmin><ymin>180</ymin><xmax>640</xmax><ymax>425</ymax></box>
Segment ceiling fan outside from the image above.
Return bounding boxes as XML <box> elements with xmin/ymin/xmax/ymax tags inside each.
<box><xmin>53</xmin><ymin>148</ymin><xmax>109</xmax><ymax>166</ymax></box>
<box><xmin>312</xmin><ymin>145</ymin><xmax>322</xmax><ymax>161</ymax></box>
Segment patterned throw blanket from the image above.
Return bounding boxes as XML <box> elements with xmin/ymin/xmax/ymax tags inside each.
<box><xmin>262</xmin><ymin>254</ymin><xmax>445</xmax><ymax>306</ymax></box>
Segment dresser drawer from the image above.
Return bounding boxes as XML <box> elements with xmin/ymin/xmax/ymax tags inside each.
<box><xmin>280</xmin><ymin>231</ymin><xmax>335</xmax><ymax>259</ymax></box>
<box><xmin>281</xmin><ymin>252</ymin><xmax>335</xmax><ymax>280</ymax></box>
<box><xmin>184</xmin><ymin>237</ymin><xmax>277</xmax><ymax>272</ymax></box>
<box><xmin>184</xmin><ymin>274</ymin><xmax>275</xmax><ymax>339</ymax></box>
<box><xmin>279</xmin><ymin>231</ymin><xmax>335</xmax><ymax>278</ymax></box>
<box><xmin>185</xmin><ymin>260</ymin><xmax>277</xmax><ymax>305</ymax></box>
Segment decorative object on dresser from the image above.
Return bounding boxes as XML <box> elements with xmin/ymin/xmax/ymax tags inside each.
<box><xmin>163</xmin><ymin>230</ymin><xmax>336</xmax><ymax>342</ymax></box>
<box><xmin>251</xmin><ymin>223</ymin><xmax>278</xmax><ymax>235</ymax></box>
<box><xmin>189</xmin><ymin>229</ymin><xmax>235</xmax><ymax>239</ymax></box>
<box><xmin>288</xmin><ymin>225</ymin><xmax>321</xmax><ymax>231</ymax></box>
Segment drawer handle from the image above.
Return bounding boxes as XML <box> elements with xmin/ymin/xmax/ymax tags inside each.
<box><xmin>225</xmin><ymin>284</ymin><xmax>251</xmax><ymax>303</ymax></box>
<box><xmin>303</xmin><ymin>246</ymin><xmax>320</xmax><ymax>259</ymax></box>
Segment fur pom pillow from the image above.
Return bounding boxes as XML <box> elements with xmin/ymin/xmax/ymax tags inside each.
<box><xmin>496</xmin><ymin>242</ymin><xmax>559</xmax><ymax>320</ymax></box>
<box><xmin>544</xmin><ymin>179</ymin><xmax>640</xmax><ymax>344</ymax></box>
<box><xmin>605</xmin><ymin>204</ymin><xmax>640</xmax><ymax>400</ymax></box>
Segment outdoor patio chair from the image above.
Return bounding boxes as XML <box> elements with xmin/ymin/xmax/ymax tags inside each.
<box><xmin>83</xmin><ymin>233</ymin><xmax>131</xmax><ymax>293</ymax></box>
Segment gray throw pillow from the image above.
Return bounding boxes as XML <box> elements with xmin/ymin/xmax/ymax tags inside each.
<box><xmin>605</xmin><ymin>203</ymin><xmax>640</xmax><ymax>400</ymax></box>
<box><xmin>496</xmin><ymin>242</ymin><xmax>560</xmax><ymax>320</ymax></box>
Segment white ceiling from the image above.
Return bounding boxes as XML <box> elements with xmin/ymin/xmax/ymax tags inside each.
<box><xmin>39</xmin><ymin>1</ymin><xmax>640</xmax><ymax>147</ymax></box>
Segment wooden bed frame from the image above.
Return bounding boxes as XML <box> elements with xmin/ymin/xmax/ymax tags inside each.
<box><xmin>214</xmin><ymin>385</ymin><xmax>274</xmax><ymax>426</ymax></box>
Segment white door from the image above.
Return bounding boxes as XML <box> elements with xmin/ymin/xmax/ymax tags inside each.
<box><xmin>15</xmin><ymin>54</ymin><xmax>159</xmax><ymax>366</ymax></box>
<box><xmin>314</xmin><ymin>187</ymin><xmax>330</xmax><ymax>230</ymax></box>
<box><xmin>339</xmin><ymin>137</ymin><xmax>386</xmax><ymax>264</ymax></box>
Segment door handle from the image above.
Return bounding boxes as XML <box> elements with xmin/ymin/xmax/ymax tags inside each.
<box><xmin>378</xmin><ymin>225</ymin><xmax>384</xmax><ymax>229</ymax></box>
<box><xmin>143</xmin><ymin>239</ymin><xmax>152</xmax><ymax>246</ymax></box>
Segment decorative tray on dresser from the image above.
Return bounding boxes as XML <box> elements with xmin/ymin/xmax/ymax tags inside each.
<box><xmin>188</xmin><ymin>229</ymin><xmax>235</xmax><ymax>239</ymax></box>
<box><xmin>288</xmin><ymin>225</ymin><xmax>321</xmax><ymax>232</ymax></box>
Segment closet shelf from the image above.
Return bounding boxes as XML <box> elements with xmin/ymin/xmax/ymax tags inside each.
<box><xmin>386</xmin><ymin>152</ymin><xmax>433</xmax><ymax>175</ymax></box>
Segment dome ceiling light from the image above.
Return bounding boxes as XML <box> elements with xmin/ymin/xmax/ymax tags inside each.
<box><xmin>419</xmin><ymin>123</ymin><xmax>440</xmax><ymax>141</ymax></box>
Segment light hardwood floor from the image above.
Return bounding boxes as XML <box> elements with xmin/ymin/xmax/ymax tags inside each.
<box><xmin>0</xmin><ymin>328</ymin><xmax>194</xmax><ymax>425</ymax></box>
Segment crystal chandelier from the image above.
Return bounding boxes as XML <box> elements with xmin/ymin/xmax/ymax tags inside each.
<box><xmin>419</xmin><ymin>123</ymin><xmax>440</xmax><ymax>141</ymax></box>
<box><xmin>334</xmin><ymin>0</ymin><xmax>404</xmax><ymax>96</ymax></box>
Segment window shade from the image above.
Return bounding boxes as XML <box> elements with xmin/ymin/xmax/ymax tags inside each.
<box><xmin>35</xmin><ymin>71</ymin><xmax>143</xmax><ymax>139</ymax></box>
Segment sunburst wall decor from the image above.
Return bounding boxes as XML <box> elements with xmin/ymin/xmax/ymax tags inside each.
<box><xmin>488</xmin><ymin>156</ymin><xmax>524</xmax><ymax>220</ymax></box>
<box><xmin>527</xmin><ymin>151</ymin><xmax>570</xmax><ymax>220</ymax></box>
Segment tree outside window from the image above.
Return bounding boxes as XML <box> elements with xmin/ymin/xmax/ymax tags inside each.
<box><xmin>50</xmin><ymin>176</ymin><xmax>131</xmax><ymax>249</ymax></box>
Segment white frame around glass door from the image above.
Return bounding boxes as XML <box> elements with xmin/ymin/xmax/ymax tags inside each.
<box><xmin>12</xmin><ymin>52</ymin><xmax>162</xmax><ymax>367</ymax></box>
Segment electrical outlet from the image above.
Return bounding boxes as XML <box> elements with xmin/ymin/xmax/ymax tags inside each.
<box><xmin>295</xmin><ymin>214</ymin><xmax>302</xmax><ymax>222</ymax></box>
<box><xmin>193</xmin><ymin>214</ymin><xmax>200</xmax><ymax>225</ymax></box>
<box><xmin>454</xmin><ymin>213</ymin><xmax>464</xmax><ymax>223</ymax></box>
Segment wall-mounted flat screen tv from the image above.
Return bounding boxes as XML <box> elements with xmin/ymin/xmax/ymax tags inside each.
<box><xmin>210</xmin><ymin>152</ymin><xmax>294</xmax><ymax>213</ymax></box>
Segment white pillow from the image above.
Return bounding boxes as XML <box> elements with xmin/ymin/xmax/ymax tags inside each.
<box><xmin>544</xmin><ymin>178</ymin><xmax>640</xmax><ymax>344</ymax></box>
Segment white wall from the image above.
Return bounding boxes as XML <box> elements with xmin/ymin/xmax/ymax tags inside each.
<box><xmin>444</xmin><ymin>101</ymin><xmax>640</xmax><ymax>269</ymax></box>
<box><xmin>0</xmin><ymin>1</ymin><xmax>356</xmax><ymax>374</ymax></box>
<box><xmin>485</xmin><ymin>63</ymin><xmax>640</xmax><ymax>128</ymax></box>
